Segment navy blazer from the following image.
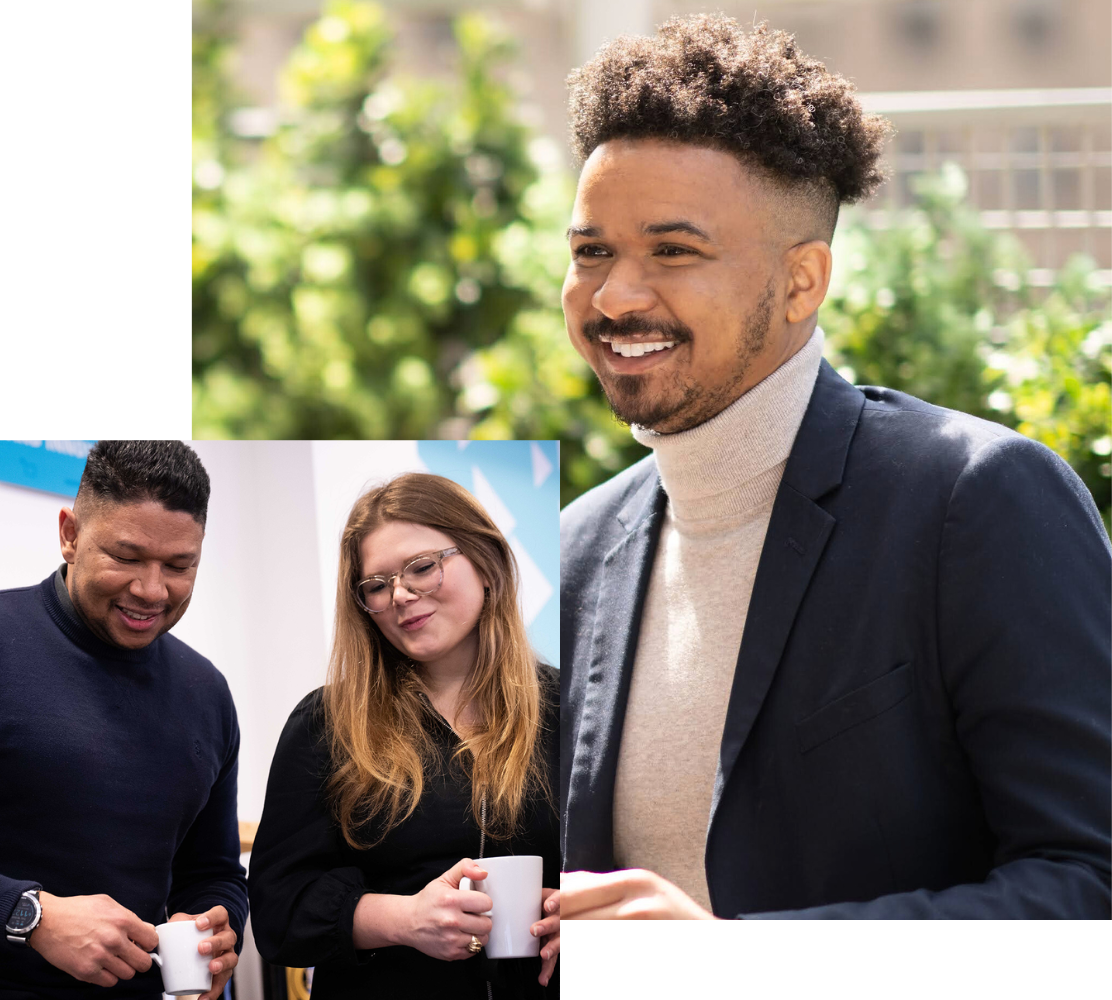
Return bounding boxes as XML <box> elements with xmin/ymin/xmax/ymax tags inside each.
<box><xmin>561</xmin><ymin>360</ymin><xmax>1111</xmax><ymax>918</ymax></box>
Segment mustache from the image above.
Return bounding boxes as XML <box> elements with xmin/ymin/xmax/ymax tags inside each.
<box><xmin>581</xmin><ymin>315</ymin><xmax>693</xmax><ymax>344</ymax></box>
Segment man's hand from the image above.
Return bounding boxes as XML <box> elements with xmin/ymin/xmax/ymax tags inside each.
<box><xmin>28</xmin><ymin>891</ymin><xmax>158</xmax><ymax>987</ymax></box>
<box><xmin>560</xmin><ymin>869</ymin><xmax>718</xmax><ymax>920</ymax></box>
<box><xmin>532</xmin><ymin>888</ymin><xmax>560</xmax><ymax>986</ymax></box>
<box><xmin>168</xmin><ymin>905</ymin><xmax>237</xmax><ymax>1000</ymax></box>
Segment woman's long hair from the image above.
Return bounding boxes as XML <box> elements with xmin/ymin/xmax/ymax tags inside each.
<box><xmin>324</xmin><ymin>472</ymin><xmax>550</xmax><ymax>849</ymax></box>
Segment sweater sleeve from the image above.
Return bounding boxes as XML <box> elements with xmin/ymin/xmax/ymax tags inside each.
<box><xmin>0</xmin><ymin>877</ymin><xmax>41</xmax><ymax>934</ymax></box>
<box><xmin>248</xmin><ymin>691</ymin><xmax>370</xmax><ymax>969</ymax></box>
<box><xmin>167</xmin><ymin>692</ymin><xmax>249</xmax><ymax>950</ymax></box>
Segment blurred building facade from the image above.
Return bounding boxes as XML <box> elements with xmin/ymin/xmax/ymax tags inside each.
<box><xmin>213</xmin><ymin>0</ymin><xmax>1111</xmax><ymax>273</ymax></box>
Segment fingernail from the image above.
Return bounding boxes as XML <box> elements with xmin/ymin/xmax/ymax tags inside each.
<box><xmin>211</xmin><ymin>960</ymin><xmax>221</xmax><ymax>973</ymax></box>
<box><xmin>197</xmin><ymin>917</ymin><xmax>210</xmax><ymax>929</ymax></box>
<box><xmin>545</xmin><ymin>900</ymin><xmax>555</xmax><ymax>912</ymax></box>
<box><xmin>200</xmin><ymin>942</ymin><xmax>212</xmax><ymax>954</ymax></box>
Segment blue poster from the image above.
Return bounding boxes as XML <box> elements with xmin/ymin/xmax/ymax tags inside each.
<box><xmin>0</xmin><ymin>441</ymin><xmax>95</xmax><ymax>498</ymax></box>
<box><xmin>417</xmin><ymin>441</ymin><xmax>559</xmax><ymax>668</ymax></box>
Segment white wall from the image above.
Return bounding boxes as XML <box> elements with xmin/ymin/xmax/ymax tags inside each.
<box><xmin>173</xmin><ymin>441</ymin><xmax>328</xmax><ymax>826</ymax></box>
<box><xmin>0</xmin><ymin>481</ymin><xmax>74</xmax><ymax>589</ymax></box>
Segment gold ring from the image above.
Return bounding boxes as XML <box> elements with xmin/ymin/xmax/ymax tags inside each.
<box><xmin>468</xmin><ymin>935</ymin><xmax>482</xmax><ymax>954</ymax></box>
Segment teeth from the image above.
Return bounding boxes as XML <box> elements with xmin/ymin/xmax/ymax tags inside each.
<box><xmin>121</xmin><ymin>609</ymin><xmax>156</xmax><ymax>620</ymax></box>
<box><xmin>610</xmin><ymin>341</ymin><xmax>676</xmax><ymax>357</ymax></box>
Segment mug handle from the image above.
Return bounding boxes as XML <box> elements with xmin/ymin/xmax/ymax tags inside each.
<box><xmin>149</xmin><ymin>951</ymin><xmax>162</xmax><ymax>968</ymax></box>
<box><xmin>458</xmin><ymin>877</ymin><xmax>492</xmax><ymax>916</ymax></box>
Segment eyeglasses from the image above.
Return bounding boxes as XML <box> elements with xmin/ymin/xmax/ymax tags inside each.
<box><xmin>355</xmin><ymin>547</ymin><xmax>460</xmax><ymax>614</ymax></box>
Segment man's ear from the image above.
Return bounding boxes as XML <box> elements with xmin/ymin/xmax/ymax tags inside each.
<box><xmin>59</xmin><ymin>507</ymin><xmax>79</xmax><ymax>564</ymax></box>
<box><xmin>784</xmin><ymin>241</ymin><xmax>833</xmax><ymax>324</ymax></box>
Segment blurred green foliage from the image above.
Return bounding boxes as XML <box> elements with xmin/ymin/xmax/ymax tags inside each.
<box><xmin>824</xmin><ymin>164</ymin><xmax>1110</xmax><ymax>528</ymax></box>
<box><xmin>194</xmin><ymin>2</ymin><xmax>1109</xmax><ymax>524</ymax></box>
<box><xmin>193</xmin><ymin>0</ymin><xmax>644</xmax><ymax>497</ymax></box>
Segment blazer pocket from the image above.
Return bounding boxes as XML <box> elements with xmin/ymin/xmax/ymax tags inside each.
<box><xmin>796</xmin><ymin>662</ymin><xmax>913</xmax><ymax>754</ymax></box>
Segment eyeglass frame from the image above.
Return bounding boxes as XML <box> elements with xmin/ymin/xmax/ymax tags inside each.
<box><xmin>354</xmin><ymin>547</ymin><xmax>461</xmax><ymax>614</ymax></box>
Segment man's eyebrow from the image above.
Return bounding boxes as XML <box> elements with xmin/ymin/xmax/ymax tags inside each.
<box><xmin>115</xmin><ymin>540</ymin><xmax>198</xmax><ymax>561</ymax></box>
<box><xmin>566</xmin><ymin>221</ymin><xmax>717</xmax><ymax>243</ymax></box>
<box><xmin>566</xmin><ymin>224</ymin><xmax>602</xmax><ymax>240</ymax></box>
<box><xmin>642</xmin><ymin>220</ymin><xmax>715</xmax><ymax>242</ymax></box>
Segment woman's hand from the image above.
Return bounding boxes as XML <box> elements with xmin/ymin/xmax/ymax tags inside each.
<box><xmin>398</xmin><ymin>858</ymin><xmax>493</xmax><ymax>961</ymax></box>
<box><xmin>168</xmin><ymin>907</ymin><xmax>238</xmax><ymax>1000</ymax></box>
<box><xmin>531</xmin><ymin>888</ymin><xmax>560</xmax><ymax>987</ymax></box>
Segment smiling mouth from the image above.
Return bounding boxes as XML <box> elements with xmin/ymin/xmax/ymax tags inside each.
<box><xmin>116</xmin><ymin>605</ymin><xmax>164</xmax><ymax>629</ymax></box>
<box><xmin>119</xmin><ymin>607</ymin><xmax>159</xmax><ymax>620</ymax></box>
<box><xmin>400</xmin><ymin>613</ymin><xmax>433</xmax><ymax>631</ymax></box>
<box><xmin>598</xmin><ymin>335</ymin><xmax>677</xmax><ymax>358</ymax></box>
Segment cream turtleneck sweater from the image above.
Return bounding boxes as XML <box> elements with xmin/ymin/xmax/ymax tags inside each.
<box><xmin>611</xmin><ymin>328</ymin><xmax>824</xmax><ymax>909</ymax></box>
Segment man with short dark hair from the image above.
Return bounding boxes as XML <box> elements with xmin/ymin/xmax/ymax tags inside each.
<box><xmin>559</xmin><ymin>16</ymin><xmax>1111</xmax><ymax>919</ymax></box>
<box><xmin>0</xmin><ymin>441</ymin><xmax>248</xmax><ymax>997</ymax></box>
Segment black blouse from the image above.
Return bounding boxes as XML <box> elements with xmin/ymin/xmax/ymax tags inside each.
<box><xmin>248</xmin><ymin>666</ymin><xmax>560</xmax><ymax>999</ymax></box>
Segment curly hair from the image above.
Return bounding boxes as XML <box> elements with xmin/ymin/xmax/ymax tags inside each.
<box><xmin>568</xmin><ymin>16</ymin><xmax>890</xmax><ymax>210</ymax></box>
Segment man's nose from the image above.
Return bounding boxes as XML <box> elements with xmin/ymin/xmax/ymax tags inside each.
<box><xmin>591</xmin><ymin>258</ymin><xmax>657</xmax><ymax>319</ymax></box>
<box><xmin>130</xmin><ymin>565</ymin><xmax>168</xmax><ymax>605</ymax></box>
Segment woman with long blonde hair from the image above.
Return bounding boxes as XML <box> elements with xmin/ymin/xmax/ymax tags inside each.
<box><xmin>249</xmin><ymin>473</ymin><xmax>560</xmax><ymax>998</ymax></box>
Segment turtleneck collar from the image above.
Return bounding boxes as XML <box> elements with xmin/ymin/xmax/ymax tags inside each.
<box><xmin>631</xmin><ymin>327</ymin><xmax>824</xmax><ymax>524</ymax></box>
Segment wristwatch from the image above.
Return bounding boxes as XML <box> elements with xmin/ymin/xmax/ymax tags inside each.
<box><xmin>5</xmin><ymin>889</ymin><xmax>42</xmax><ymax>945</ymax></box>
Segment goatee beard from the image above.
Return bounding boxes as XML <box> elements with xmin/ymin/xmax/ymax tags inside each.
<box><xmin>582</xmin><ymin>314</ymin><xmax>696</xmax><ymax>430</ymax></box>
<box><xmin>587</xmin><ymin>282</ymin><xmax>774</xmax><ymax>434</ymax></box>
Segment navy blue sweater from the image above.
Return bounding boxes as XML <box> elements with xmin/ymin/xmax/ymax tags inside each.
<box><xmin>0</xmin><ymin>572</ymin><xmax>248</xmax><ymax>999</ymax></box>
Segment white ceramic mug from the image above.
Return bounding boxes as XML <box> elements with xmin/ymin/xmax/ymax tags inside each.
<box><xmin>150</xmin><ymin>920</ymin><xmax>213</xmax><ymax>997</ymax></box>
<box><xmin>460</xmin><ymin>855</ymin><xmax>544</xmax><ymax>959</ymax></box>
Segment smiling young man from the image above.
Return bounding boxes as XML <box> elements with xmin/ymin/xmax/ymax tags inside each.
<box><xmin>559</xmin><ymin>16</ymin><xmax>1111</xmax><ymax>920</ymax></box>
<box><xmin>0</xmin><ymin>441</ymin><xmax>248</xmax><ymax>998</ymax></box>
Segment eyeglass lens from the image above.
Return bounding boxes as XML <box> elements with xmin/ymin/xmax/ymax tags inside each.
<box><xmin>359</xmin><ymin>554</ymin><xmax>443</xmax><ymax>611</ymax></box>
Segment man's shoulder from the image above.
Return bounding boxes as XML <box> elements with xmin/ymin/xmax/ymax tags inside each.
<box><xmin>0</xmin><ymin>578</ymin><xmax>58</xmax><ymax>648</ymax></box>
<box><xmin>561</xmin><ymin>453</ymin><xmax>659</xmax><ymax>531</ymax></box>
<box><xmin>0</xmin><ymin>580</ymin><xmax>46</xmax><ymax>599</ymax></box>
<box><xmin>849</xmin><ymin>383</ymin><xmax>1044</xmax><ymax>474</ymax></box>
<box><xmin>158</xmin><ymin>630</ymin><xmax>216</xmax><ymax>668</ymax></box>
<box><xmin>158</xmin><ymin>632</ymin><xmax>234</xmax><ymax>701</ymax></box>
<box><xmin>0</xmin><ymin>578</ymin><xmax>48</xmax><ymax>613</ymax></box>
<box><xmin>857</xmin><ymin>385</ymin><xmax>1014</xmax><ymax>444</ymax></box>
<box><xmin>847</xmin><ymin>384</ymin><xmax>1101</xmax><ymax>526</ymax></box>
<box><xmin>560</xmin><ymin>454</ymin><xmax>662</xmax><ymax>596</ymax></box>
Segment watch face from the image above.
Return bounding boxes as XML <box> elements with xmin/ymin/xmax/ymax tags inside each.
<box><xmin>9</xmin><ymin>896</ymin><xmax>36</xmax><ymax>931</ymax></box>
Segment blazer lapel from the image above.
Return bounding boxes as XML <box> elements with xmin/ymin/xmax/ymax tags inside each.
<box><xmin>709</xmin><ymin>362</ymin><xmax>866</xmax><ymax>828</ymax></box>
<box><xmin>565</xmin><ymin>471</ymin><xmax>666</xmax><ymax>871</ymax></box>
